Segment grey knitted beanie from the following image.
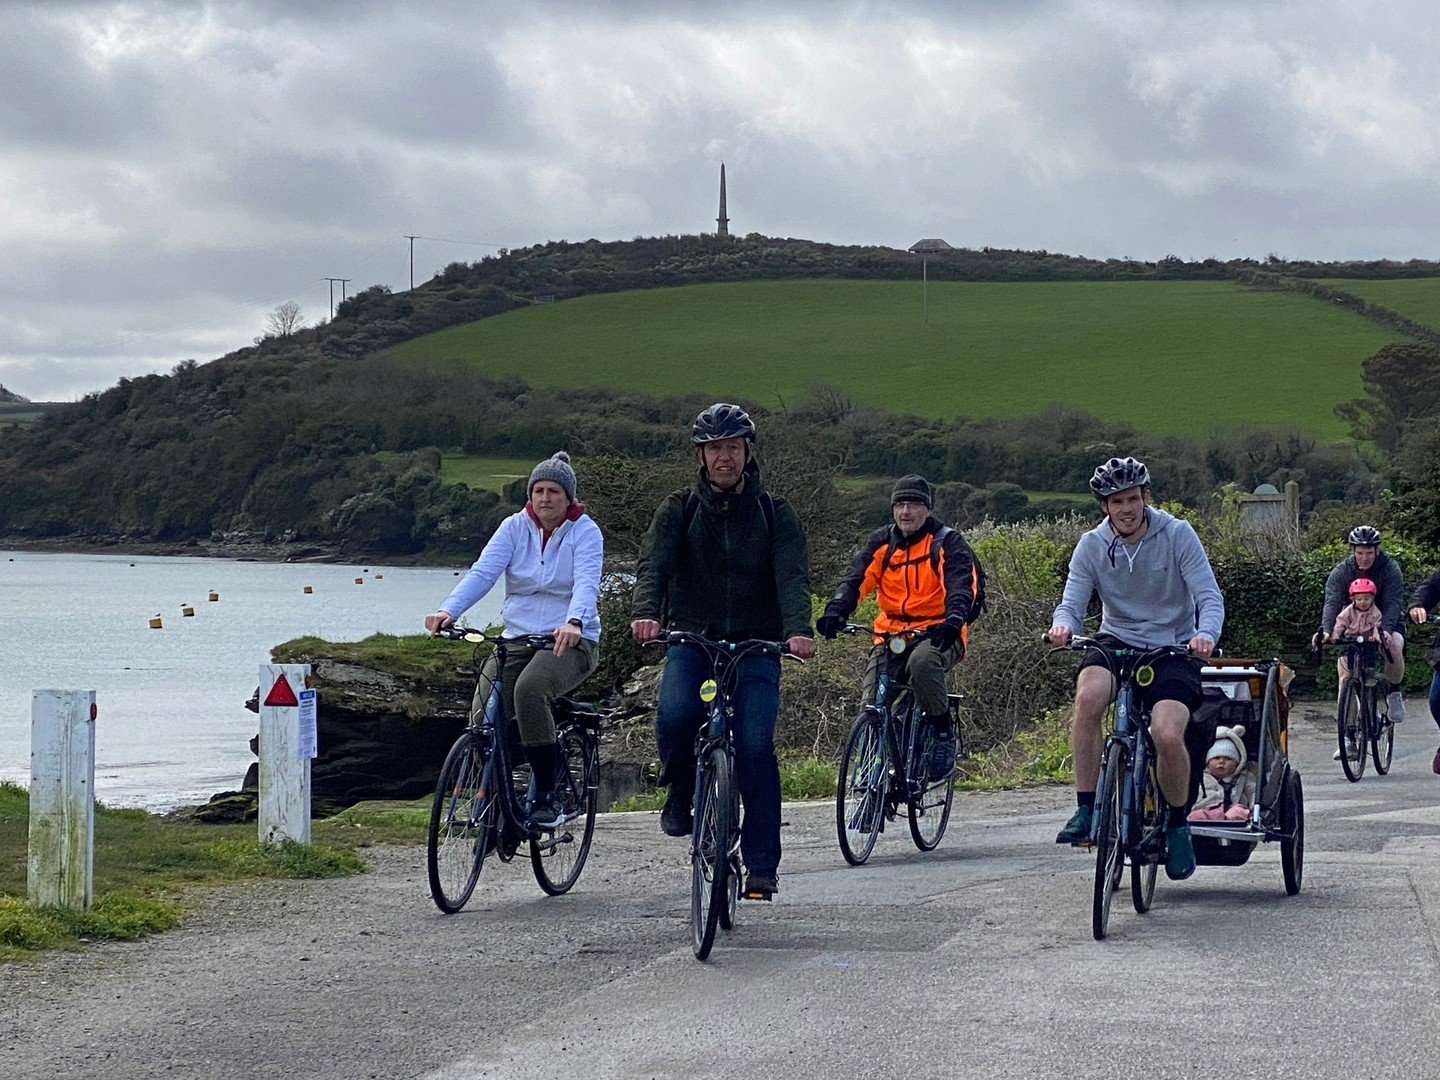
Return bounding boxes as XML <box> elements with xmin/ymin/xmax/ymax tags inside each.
<box><xmin>528</xmin><ymin>451</ymin><xmax>577</xmax><ymax>502</ymax></box>
<box><xmin>891</xmin><ymin>474</ymin><xmax>933</xmax><ymax>508</ymax></box>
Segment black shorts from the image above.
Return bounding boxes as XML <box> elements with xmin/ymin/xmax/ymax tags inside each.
<box><xmin>1077</xmin><ymin>633</ymin><xmax>1203</xmax><ymax>713</ymax></box>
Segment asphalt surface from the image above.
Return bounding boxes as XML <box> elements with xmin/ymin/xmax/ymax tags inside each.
<box><xmin>4</xmin><ymin>703</ymin><xmax>1440</xmax><ymax>1080</ymax></box>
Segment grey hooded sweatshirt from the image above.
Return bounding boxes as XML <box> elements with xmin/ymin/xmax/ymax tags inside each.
<box><xmin>1052</xmin><ymin>507</ymin><xmax>1224</xmax><ymax>648</ymax></box>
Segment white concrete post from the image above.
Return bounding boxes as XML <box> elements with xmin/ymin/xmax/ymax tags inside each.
<box><xmin>28</xmin><ymin>690</ymin><xmax>96</xmax><ymax>909</ymax></box>
<box><xmin>258</xmin><ymin>664</ymin><xmax>315</xmax><ymax>847</ymax></box>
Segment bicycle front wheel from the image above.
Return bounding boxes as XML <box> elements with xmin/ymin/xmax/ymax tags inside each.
<box><xmin>427</xmin><ymin>732</ymin><xmax>495</xmax><ymax>914</ymax></box>
<box><xmin>837</xmin><ymin>712</ymin><xmax>887</xmax><ymax>866</ymax></box>
<box><xmin>530</xmin><ymin>728</ymin><xmax>599</xmax><ymax>895</ymax></box>
<box><xmin>1337</xmin><ymin>681</ymin><xmax>1366</xmax><ymax>782</ymax></box>
<box><xmin>1092</xmin><ymin>741</ymin><xmax>1125</xmax><ymax>941</ymax></box>
<box><xmin>907</xmin><ymin>719</ymin><xmax>954</xmax><ymax>852</ymax></box>
<box><xmin>1371</xmin><ymin>694</ymin><xmax>1394</xmax><ymax>775</ymax></box>
<box><xmin>1130</xmin><ymin>760</ymin><xmax>1160</xmax><ymax>915</ymax></box>
<box><xmin>691</xmin><ymin>749</ymin><xmax>733</xmax><ymax>961</ymax></box>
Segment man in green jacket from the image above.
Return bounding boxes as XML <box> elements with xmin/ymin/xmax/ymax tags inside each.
<box><xmin>631</xmin><ymin>402</ymin><xmax>815</xmax><ymax>899</ymax></box>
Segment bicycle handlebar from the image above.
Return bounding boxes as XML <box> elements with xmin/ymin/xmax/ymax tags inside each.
<box><xmin>641</xmin><ymin>629</ymin><xmax>802</xmax><ymax>662</ymax></box>
<box><xmin>1046</xmin><ymin>635</ymin><xmax>1198</xmax><ymax>662</ymax></box>
<box><xmin>431</xmin><ymin>626</ymin><xmax>556</xmax><ymax>648</ymax></box>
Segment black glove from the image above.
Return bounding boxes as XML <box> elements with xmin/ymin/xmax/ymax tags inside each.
<box><xmin>816</xmin><ymin>613</ymin><xmax>843</xmax><ymax>640</ymax></box>
<box><xmin>928</xmin><ymin>621</ymin><xmax>960</xmax><ymax>652</ymax></box>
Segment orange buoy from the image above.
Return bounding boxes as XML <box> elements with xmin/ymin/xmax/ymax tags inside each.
<box><xmin>208</xmin><ymin>591</ymin><xmax>219</xmax><ymax>601</ymax></box>
<box><xmin>148</xmin><ymin>614</ymin><xmax>163</xmax><ymax>629</ymax></box>
<box><xmin>303</xmin><ymin>585</ymin><xmax>313</xmax><ymax>594</ymax></box>
<box><xmin>181</xmin><ymin>605</ymin><xmax>195</xmax><ymax>617</ymax></box>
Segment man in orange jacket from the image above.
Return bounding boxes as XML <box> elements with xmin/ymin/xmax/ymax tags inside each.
<box><xmin>816</xmin><ymin>474</ymin><xmax>982</xmax><ymax>781</ymax></box>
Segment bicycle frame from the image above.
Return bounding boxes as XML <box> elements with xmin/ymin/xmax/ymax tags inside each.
<box><xmin>870</xmin><ymin>645</ymin><xmax>930</xmax><ymax>803</ymax></box>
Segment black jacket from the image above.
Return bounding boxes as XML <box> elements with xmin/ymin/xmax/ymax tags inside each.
<box><xmin>631</xmin><ymin>461</ymin><xmax>812</xmax><ymax>642</ymax></box>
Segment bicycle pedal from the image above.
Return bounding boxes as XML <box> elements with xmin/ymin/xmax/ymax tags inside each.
<box><xmin>741</xmin><ymin>890</ymin><xmax>774</xmax><ymax>902</ymax></box>
<box><xmin>1071</xmin><ymin>840</ymin><xmax>1095</xmax><ymax>851</ymax></box>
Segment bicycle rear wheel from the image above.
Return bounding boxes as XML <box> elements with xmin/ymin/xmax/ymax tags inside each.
<box><xmin>427</xmin><ymin>733</ymin><xmax>495</xmax><ymax>914</ymax></box>
<box><xmin>1130</xmin><ymin>760</ymin><xmax>1160</xmax><ymax>914</ymax></box>
<box><xmin>1337</xmin><ymin>681</ymin><xmax>1366</xmax><ymax>782</ymax></box>
<box><xmin>1370</xmin><ymin>695</ymin><xmax>1394</xmax><ymax>775</ymax></box>
<box><xmin>1092</xmin><ymin>741</ymin><xmax>1125</xmax><ymax>941</ymax></box>
<box><xmin>530</xmin><ymin>728</ymin><xmax>599</xmax><ymax>895</ymax></box>
<box><xmin>836</xmin><ymin>712</ymin><xmax>886</xmax><ymax>866</ymax></box>
<box><xmin>907</xmin><ymin>720</ymin><xmax>954</xmax><ymax>851</ymax></box>
<box><xmin>691</xmin><ymin>749</ymin><xmax>733</xmax><ymax>961</ymax></box>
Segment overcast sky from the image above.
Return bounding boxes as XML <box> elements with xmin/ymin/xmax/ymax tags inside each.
<box><xmin>2</xmin><ymin>0</ymin><xmax>1438</xmax><ymax>400</ymax></box>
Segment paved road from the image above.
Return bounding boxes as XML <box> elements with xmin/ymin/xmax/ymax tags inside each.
<box><xmin>5</xmin><ymin>704</ymin><xmax>1440</xmax><ymax>1079</ymax></box>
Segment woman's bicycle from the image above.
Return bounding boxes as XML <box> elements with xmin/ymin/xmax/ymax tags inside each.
<box><xmin>644</xmin><ymin>630</ymin><xmax>799</xmax><ymax>961</ymax></box>
<box><xmin>1051</xmin><ymin>636</ymin><xmax>1194</xmax><ymax>940</ymax></box>
<box><xmin>1326</xmin><ymin>636</ymin><xmax>1395</xmax><ymax>781</ymax></box>
<box><xmin>425</xmin><ymin>627</ymin><xmax>601</xmax><ymax>912</ymax></box>
<box><xmin>835</xmin><ymin>624</ymin><xmax>960</xmax><ymax>866</ymax></box>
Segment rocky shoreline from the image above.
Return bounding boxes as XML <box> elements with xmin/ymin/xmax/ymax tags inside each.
<box><xmin>173</xmin><ymin>650</ymin><xmax>661</xmax><ymax>825</ymax></box>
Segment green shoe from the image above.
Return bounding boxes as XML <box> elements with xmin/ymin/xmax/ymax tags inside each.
<box><xmin>1165</xmin><ymin>823</ymin><xmax>1196</xmax><ymax>880</ymax></box>
<box><xmin>1056</xmin><ymin>805</ymin><xmax>1094</xmax><ymax>845</ymax></box>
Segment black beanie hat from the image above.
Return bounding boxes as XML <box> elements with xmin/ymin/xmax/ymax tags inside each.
<box><xmin>891</xmin><ymin>474</ymin><xmax>933</xmax><ymax>508</ymax></box>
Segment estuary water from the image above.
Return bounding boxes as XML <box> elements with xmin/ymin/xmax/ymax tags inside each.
<box><xmin>0</xmin><ymin>551</ymin><xmax>501</xmax><ymax>811</ymax></box>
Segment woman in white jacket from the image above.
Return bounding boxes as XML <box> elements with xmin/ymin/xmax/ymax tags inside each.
<box><xmin>424</xmin><ymin>451</ymin><xmax>603</xmax><ymax>828</ymax></box>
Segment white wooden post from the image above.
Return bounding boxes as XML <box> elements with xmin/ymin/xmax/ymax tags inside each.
<box><xmin>28</xmin><ymin>690</ymin><xmax>96</xmax><ymax>909</ymax></box>
<box><xmin>258</xmin><ymin>664</ymin><xmax>314</xmax><ymax>847</ymax></box>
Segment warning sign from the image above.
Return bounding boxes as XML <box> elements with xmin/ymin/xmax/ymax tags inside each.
<box><xmin>263</xmin><ymin>673</ymin><xmax>299</xmax><ymax>708</ymax></box>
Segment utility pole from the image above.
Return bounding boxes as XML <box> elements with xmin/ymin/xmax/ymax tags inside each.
<box><xmin>404</xmin><ymin>235</ymin><xmax>419</xmax><ymax>291</ymax></box>
<box><xmin>322</xmin><ymin>277</ymin><xmax>351</xmax><ymax>321</ymax></box>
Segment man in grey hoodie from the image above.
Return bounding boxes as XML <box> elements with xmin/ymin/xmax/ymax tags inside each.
<box><xmin>1046</xmin><ymin>456</ymin><xmax>1224</xmax><ymax>881</ymax></box>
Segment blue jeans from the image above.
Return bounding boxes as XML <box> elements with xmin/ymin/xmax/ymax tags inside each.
<box><xmin>655</xmin><ymin>644</ymin><xmax>782</xmax><ymax>877</ymax></box>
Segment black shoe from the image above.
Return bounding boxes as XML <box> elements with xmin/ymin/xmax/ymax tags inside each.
<box><xmin>1165</xmin><ymin>823</ymin><xmax>1196</xmax><ymax>881</ymax></box>
<box><xmin>528</xmin><ymin>792</ymin><xmax>565</xmax><ymax>831</ymax></box>
<box><xmin>926</xmin><ymin>730</ymin><xmax>957</xmax><ymax>783</ymax></box>
<box><xmin>743</xmin><ymin>872</ymin><xmax>778</xmax><ymax>899</ymax></box>
<box><xmin>660</xmin><ymin>791</ymin><xmax>693</xmax><ymax>837</ymax></box>
<box><xmin>1056</xmin><ymin>805</ymin><xmax>1094</xmax><ymax>845</ymax></box>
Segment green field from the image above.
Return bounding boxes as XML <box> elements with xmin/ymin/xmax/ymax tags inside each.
<box><xmin>437</xmin><ymin>454</ymin><xmax>536</xmax><ymax>492</ymax></box>
<box><xmin>389</xmin><ymin>279</ymin><xmax>1402</xmax><ymax>437</ymax></box>
<box><xmin>1320</xmin><ymin>277</ymin><xmax>1440</xmax><ymax>328</ymax></box>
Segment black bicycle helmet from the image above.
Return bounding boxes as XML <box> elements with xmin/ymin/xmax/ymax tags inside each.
<box><xmin>691</xmin><ymin>402</ymin><xmax>757</xmax><ymax>445</ymax></box>
<box><xmin>1089</xmin><ymin>456</ymin><xmax>1150</xmax><ymax>499</ymax></box>
<box><xmin>1347</xmin><ymin>524</ymin><xmax>1382</xmax><ymax>546</ymax></box>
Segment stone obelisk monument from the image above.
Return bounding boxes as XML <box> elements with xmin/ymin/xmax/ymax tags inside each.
<box><xmin>716</xmin><ymin>163</ymin><xmax>730</xmax><ymax>238</ymax></box>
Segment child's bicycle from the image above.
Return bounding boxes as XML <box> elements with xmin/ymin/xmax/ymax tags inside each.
<box><xmin>425</xmin><ymin>627</ymin><xmax>601</xmax><ymax>912</ymax></box>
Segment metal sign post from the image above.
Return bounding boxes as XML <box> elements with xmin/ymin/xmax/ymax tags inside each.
<box><xmin>258</xmin><ymin>664</ymin><xmax>315</xmax><ymax>847</ymax></box>
<box><xmin>28</xmin><ymin>690</ymin><xmax>96</xmax><ymax>909</ymax></box>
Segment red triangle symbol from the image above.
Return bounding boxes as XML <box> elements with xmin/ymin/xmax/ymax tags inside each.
<box><xmin>263</xmin><ymin>673</ymin><xmax>299</xmax><ymax>708</ymax></box>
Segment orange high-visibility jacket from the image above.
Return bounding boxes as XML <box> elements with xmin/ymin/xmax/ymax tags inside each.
<box><xmin>824</xmin><ymin>518</ymin><xmax>979</xmax><ymax>637</ymax></box>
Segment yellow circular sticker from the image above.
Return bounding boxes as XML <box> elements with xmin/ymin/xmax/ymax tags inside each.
<box><xmin>699</xmin><ymin>679</ymin><xmax>718</xmax><ymax>703</ymax></box>
<box><xmin>887</xmin><ymin>635</ymin><xmax>908</xmax><ymax>655</ymax></box>
<box><xmin>1135</xmin><ymin>664</ymin><xmax>1155</xmax><ymax>687</ymax></box>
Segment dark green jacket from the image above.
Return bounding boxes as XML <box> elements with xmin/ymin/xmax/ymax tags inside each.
<box><xmin>632</xmin><ymin>462</ymin><xmax>813</xmax><ymax>642</ymax></box>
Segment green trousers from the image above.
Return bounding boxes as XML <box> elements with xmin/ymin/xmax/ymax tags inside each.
<box><xmin>473</xmin><ymin>638</ymin><xmax>599</xmax><ymax>746</ymax></box>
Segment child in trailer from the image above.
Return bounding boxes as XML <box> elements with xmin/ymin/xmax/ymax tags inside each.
<box><xmin>1188</xmin><ymin>724</ymin><xmax>1256</xmax><ymax>822</ymax></box>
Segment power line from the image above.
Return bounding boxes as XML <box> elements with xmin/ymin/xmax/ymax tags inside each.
<box><xmin>322</xmin><ymin>278</ymin><xmax>351</xmax><ymax>320</ymax></box>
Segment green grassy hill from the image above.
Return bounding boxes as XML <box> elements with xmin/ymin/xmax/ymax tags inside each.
<box><xmin>389</xmin><ymin>278</ymin><xmax>1400</xmax><ymax>437</ymax></box>
<box><xmin>1319</xmin><ymin>277</ymin><xmax>1440</xmax><ymax>328</ymax></box>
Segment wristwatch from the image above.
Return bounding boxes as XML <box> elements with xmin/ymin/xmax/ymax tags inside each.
<box><xmin>567</xmin><ymin>617</ymin><xmax>583</xmax><ymax>628</ymax></box>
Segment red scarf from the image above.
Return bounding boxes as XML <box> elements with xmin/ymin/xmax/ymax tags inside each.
<box><xmin>525</xmin><ymin>501</ymin><xmax>586</xmax><ymax>550</ymax></box>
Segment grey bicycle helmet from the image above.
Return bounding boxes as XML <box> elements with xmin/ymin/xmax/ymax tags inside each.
<box><xmin>1347</xmin><ymin>524</ymin><xmax>1382</xmax><ymax>546</ymax></box>
<box><xmin>691</xmin><ymin>402</ymin><xmax>757</xmax><ymax>445</ymax></box>
<box><xmin>1089</xmin><ymin>456</ymin><xmax>1151</xmax><ymax>499</ymax></box>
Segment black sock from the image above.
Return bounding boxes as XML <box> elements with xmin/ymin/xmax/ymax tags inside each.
<box><xmin>1167</xmin><ymin>803</ymin><xmax>1188</xmax><ymax>828</ymax></box>
<box><xmin>526</xmin><ymin>743</ymin><xmax>559</xmax><ymax>796</ymax></box>
<box><xmin>926</xmin><ymin>712</ymin><xmax>952</xmax><ymax>735</ymax></box>
<box><xmin>1078</xmin><ymin>791</ymin><xmax>1096</xmax><ymax>810</ymax></box>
